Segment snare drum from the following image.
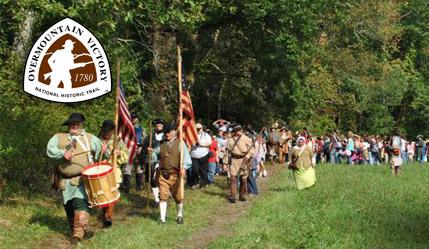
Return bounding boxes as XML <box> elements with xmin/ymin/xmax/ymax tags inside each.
<box><xmin>81</xmin><ymin>162</ymin><xmax>120</xmax><ymax>208</ymax></box>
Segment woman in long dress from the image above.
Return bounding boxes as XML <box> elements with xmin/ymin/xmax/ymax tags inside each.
<box><xmin>290</xmin><ymin>136</ymin><xmax>316</xmax><ymax>190</ymax></box>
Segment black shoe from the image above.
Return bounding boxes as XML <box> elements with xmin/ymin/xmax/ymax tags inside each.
<box><xmin>239</xmin><ymin>196</ymin><xmax>247</xmax><ymax>202</ymax></box>
<box><xmin>176</xmin><ymin>216</ymin><xmax>184</xmax><ymax>224</ymax></box>
<box><xmin>136</xmin><ymin>173</ymin><xmax>143</xmax><ymax>191</ymax></box>
<box><xmin>103</xmin><ymin>219</ymin><xmax>112</xmax><ymax>228</ymax></box>
<box><xmin>228</xmin><ymin>197</ymin><xmax>236</xmax><ymax>204</ymax></box>
<box><xmin>152</xmin><ymin>201</ymin><xmax>160</xmax><ymax>208</ymax></box>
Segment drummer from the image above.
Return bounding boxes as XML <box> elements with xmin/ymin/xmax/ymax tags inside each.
<box><xmin>98</xmin><ymin>120</ymin><xmax>128</xmax><ymax>227</ymax></box>
<box><xmin>47</xmin><ymin>113</ymin><xmax>102</xmax><ymax>240</ymax></box>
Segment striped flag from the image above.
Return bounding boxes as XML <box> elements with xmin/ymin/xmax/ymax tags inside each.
<box><xmin>178</xmin><ymin>80</ymin><xmax>198</xmax><ymax>149</ymax></box>
<box><xmin>118</xmin><ymin>81</ymin><xmax>137</xmax><ymax>164</ymax></box>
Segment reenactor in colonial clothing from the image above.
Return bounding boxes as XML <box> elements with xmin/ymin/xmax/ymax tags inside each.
<box><xmin>98</xmin><ymin>120</ymin><xmax>129</xmax><ymax>227</ymax></box>
<box><xmin>268</xmin><ymin>124</ymin><xmax>280</xmax><ymax>163</ymax></box>
<box><xmin>142</xmin><ymin>118</ymin><xmax>164</xmax><ymax>207</ymax></box>
<box><xmin>47</xmin><ymin>113</ymin><xmax>102</xmax><ymax>240</ymax></box>
<box><xmin>122</xmin><ymin>113</ymin><xmax>144</xmax><ymax>192</ymax></box>
<box><xmin>158</xmin><ymin>124</ymin><xmax>192</xmax><ymax>224</ymax></box>
<box><xmin>223</xmin><ymin>124</ymin><xmax>255</xmax><ymax>203</ymax></box>
<box><xmin>278</xmin><ymin>127</ymin><xmax>291</xmax><ymax>163</ymax></box>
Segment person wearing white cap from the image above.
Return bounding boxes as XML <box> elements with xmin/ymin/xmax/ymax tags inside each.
<box><xmin>289</xmin><ymin>136</ymin><xmax>316</xmax><ymax>190</ymax></box>
<box><xmin>189</xmin><ymin>123</ymin><xmax>212</xmax><ymax>189</ymax></box>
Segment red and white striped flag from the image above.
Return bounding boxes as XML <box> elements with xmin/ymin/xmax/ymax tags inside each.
<box><xmin>118</xmin><ymin>81</ymin><xmax>137</xmax><ymax>164</ymax></box>
<box><xmin>178</xmin><ymin>83</ymin><xmax>199</xmax><ymax>149</ymax></box>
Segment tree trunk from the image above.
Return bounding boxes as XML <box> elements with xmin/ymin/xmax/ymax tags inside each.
<box><xmin>13</xmin><ymin>10</ymin><xmax>34</xmax><ymax>60</ymax></box>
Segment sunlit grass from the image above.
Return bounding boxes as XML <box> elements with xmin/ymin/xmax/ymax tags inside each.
<box><xmin>208</xmin><ymin>163</ymin><xmax>429</xmax><ymax>249</ymax></box>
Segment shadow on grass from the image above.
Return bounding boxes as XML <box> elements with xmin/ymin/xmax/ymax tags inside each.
<box><xmin>29</xmin><ymin>212</ymin><xmax>69</xmax><ymax>235</ymax></box>
<box><xmin>202</xmin><ymin>189</ymin><xmax>227</xmax><ymax>198</ymax></box>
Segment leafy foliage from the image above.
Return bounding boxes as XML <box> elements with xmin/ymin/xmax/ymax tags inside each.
<box><xmin>1</xmin><ymin>0</ymin><xmax>429</xmax><ymax>192</ymax></box>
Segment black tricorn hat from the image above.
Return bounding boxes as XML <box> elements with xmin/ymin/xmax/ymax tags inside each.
<box><xmin>62</xmin><ymin>113</ymin><xmax>85</xmax><ymax>126</ymax></box>
<box><xmin>101</xmin><ymin>120</ymin><xmax>115</xmax><ymax>132</ymax></box>
<box><xmin>131</xmin><ymin>112</ymin><xmax>138</xmax><ymax>119</ymax></box>
<box><xmin>152</xmin><ymin>118</ymin><xmax>165</xmax><ymax>125</ymax></box>
<box><xmin>163</xmin><ymin>123</ymin><xmax>177</xmax><ymax>133</ymax></box>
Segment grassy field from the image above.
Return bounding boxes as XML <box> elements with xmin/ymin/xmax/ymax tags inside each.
<box><xmin>208</xmin><ymin>163</ymin><xmax>429</xmax><ymax>249</ymax></box>
<box><xmin>1</xmin><ymin>163</ymin><xmax>429</xmax><ymax>249</ymax></box>
<box><xmin>0</xmin><ymin>173</ymin><xmax>234</xmax><ymax>249</ymax></box>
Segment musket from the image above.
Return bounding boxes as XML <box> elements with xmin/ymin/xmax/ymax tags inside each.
<box><xmin>44</xmin><ymin>61</ymin><xmax>94</xmax><ymax>80</ymax></box>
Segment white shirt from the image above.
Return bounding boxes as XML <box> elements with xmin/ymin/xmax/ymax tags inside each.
<box><xmin>216</xmin><ymin>136</ymin><xmax>227</xmax><ymax>159</ymax></box>
<box><xmin>363</xmin><ymin>142</ymin><xmax>370</xmax><ymax>150</ymax></box>
<box><xmin>401</xmin><ymin>139</ymin><xmax>406</xmax><ymax>151</ymax></box>
<box><xmin>190</xmin><ymin>132</ymin><xmax>212</xmax><ymax>159</ymax></box>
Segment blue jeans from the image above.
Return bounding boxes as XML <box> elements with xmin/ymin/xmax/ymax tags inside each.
<box><xmin>348</xmin><ymin>155</ymin><xmax>353</xmax><ymax>165</ymax></box>
<box><xmin>368</xmin><ymin>152</ymin><xmax>374</xmax><ymax>165</ymax></box>
<box><xmin>401</xmin><ymin>151</ymin><xmax>407</xmax><ymax>164</ymax></box>
<box><xmin>207</xmin><ymin>162</ymin><xmax>217</xmax><ymax>183</ymax></box>
<box><xmin>247</xmin><ymin>170</ymin><xmax>259</xmax><ymax>195</ymax></box>
<box><xmin>330</xmin><ymin>151</ymin><xmax>336</xmax><ymax>164</ymax></box>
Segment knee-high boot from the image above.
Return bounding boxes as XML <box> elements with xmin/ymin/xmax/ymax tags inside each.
<box><xmin>103</xmin><ymin>204</ymin><xmax>114</xmax><ymax>227</ymax></box>
<box><xmin>72</xmin><ymin>211</ymin><xmax>89</xmax><ymax>241</ymax></box>
<box><xmin>121</xmin><ymin>174</ymin><xmax>130</xmax><ymax>193</ymax></box>
<box><xmin>239</xmin><ymin>176</ymin><xmax>248</xmax><ymax>201</ymax></box>
<box><xmin>136</xmin><ymin>173</ymin><xmax>143</xmax><ymax>191</ymax></box>
<box><xmin>228</xmin><ymin>176</ymin><xmax>237</xmax><ymax>203</ymax></box>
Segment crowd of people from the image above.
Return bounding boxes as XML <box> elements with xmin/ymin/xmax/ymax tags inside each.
<box><xmin>49</xmin><ymin>112</ymin><xmax>418</xmax><ymax>241</ymax></box>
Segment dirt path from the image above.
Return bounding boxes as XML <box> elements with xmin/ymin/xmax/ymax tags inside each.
<box><xmin>175</xmin><ymin>163</ymin><xmax>283</xmax><ymax>249</ymax></box>
<box><xmin>34</xmin><ymin>163</ymin><xmax>283</xmax><ymax>249</ymax></box>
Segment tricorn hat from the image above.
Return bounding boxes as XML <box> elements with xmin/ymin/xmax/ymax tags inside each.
<box><xmin>62</xmin><ymin>113</ymin><xmax>85</xmax><ymax>126</ymax></box>
<box><xmin>101</xmin><ymin>120</ymin><xmax>115</xmax><ymax>132</ymax></box>
<box><xmin>163</xmin><ymin>123</ymin><xmax>177</xmax><ymax>133</ymax></box>
<box><xmin>152</xmin><ymin>118</ymin><xmax>164</xmax><ymax>125</ymax></box>
<box><xmin>131</xmin><ymin>112</ymin><xmax>138</xmax><ymax>120</ymax></box>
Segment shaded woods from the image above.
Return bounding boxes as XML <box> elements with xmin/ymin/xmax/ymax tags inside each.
<box><xmin>1</xmin><ymin>0</ymin><xmax>429</xmax><ymax>193</ymax></box>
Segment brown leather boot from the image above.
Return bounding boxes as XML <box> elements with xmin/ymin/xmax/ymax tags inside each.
<box><xmin>228</xmin><ymin>176</ymin><xmax>237</xmax><ymax>203</ymax></box>
<box><xmin>239</xmin><ymin>176</ymin><xmax>248</xmax><ymax>202</ymax></box>
<box><xmin>103</xmin><ymin>204</ymin><xmax>115</xmax><ymax>227</ymax></box>
<box><xmin>72</xmin><ymin>211</ymin><xmax>89</xmax><ymax>241</ymax></box>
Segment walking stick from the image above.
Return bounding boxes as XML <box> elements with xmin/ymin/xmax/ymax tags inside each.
<box><xmin>146</xmin><ymin>122</ymin><xmax>153</xmax><ymax>213</ymax></box>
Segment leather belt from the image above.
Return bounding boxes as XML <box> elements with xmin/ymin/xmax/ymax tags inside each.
<box><xmin>232</xmin><ymin>154</ymin><xmax>245</xmax><ymax>159</ymax></box>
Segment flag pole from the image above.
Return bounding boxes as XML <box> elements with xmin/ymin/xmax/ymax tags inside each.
<box><xmin>113</xmin><ymin>61</ymin><xmax>120</xmax><ymax>174</ymax></box>
<box><xmin>177</xmin><ymin>46</ymin><xmax>185</xmax><ymax>200</ymax></box>
<box><xmin>146</xmin><ymin>122</ymin><xmax>153</xmax><ymax>213</ymax></box>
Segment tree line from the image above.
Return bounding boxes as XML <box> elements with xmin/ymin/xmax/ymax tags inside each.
<box><xmin>1</xmin><ymin>0</ymin><xmax>429</xmax><ymax>193</ymax></box>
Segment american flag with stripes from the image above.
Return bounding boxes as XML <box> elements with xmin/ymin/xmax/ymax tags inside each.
<box><xmin>178</xmin><ymin>76</ymin><xmax>199</xmax><ymax>149</ymax></box>
<box><xmin>118</xmin><ymin>81</ymin><xmax>137</xmax><ymax>164</ymax></box>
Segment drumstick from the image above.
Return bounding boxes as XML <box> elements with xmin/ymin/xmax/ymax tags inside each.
<box><xmin>72</xmin><ymin>150</ymin><xmax>91</xmax><ymax>156</ymax></box>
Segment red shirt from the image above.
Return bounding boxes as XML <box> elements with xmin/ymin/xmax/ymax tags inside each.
<box><xmin>208</xmin><ymin>139</ymin><xmax>218</xmax><ymax>163</ymax></box>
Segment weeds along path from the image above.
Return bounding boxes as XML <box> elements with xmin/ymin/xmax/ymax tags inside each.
<box><xmin>176</xmin><ymin>163</ymin><xmax>284</xmax><ymax>249</ymax></box>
